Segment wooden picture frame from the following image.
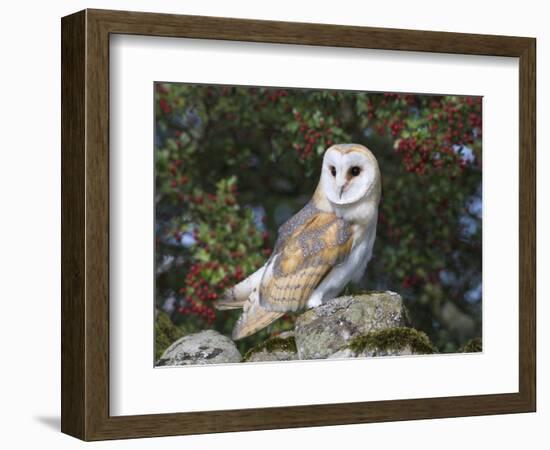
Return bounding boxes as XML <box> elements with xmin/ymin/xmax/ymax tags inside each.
<box><xmin>61</xmin><ymin>8</ymin><xmax>536</xmax><ymax>441</ymax></box>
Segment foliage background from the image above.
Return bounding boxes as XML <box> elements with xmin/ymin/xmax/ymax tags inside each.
<box><xmin>154</xmin><ymin>83</ymin><xmax>482</xmax><ymax>359</ymax></box>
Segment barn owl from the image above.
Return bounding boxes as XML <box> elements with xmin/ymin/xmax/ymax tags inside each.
<box><xmin>215</xmin><ymin>143</ymin><xmax>381</xmax><ymax>340</ymax></box>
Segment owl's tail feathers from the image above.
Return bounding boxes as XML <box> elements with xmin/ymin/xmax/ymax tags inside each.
<box><xmin>213</xmin><ymin>288</ymin><xmax>246</xmax><ymax>310</ymax></box>
<box><xmin>214</xmin><ymin>265</ymin><xmax>267</xmax><ymax>311</ymax></box>
<box><xmin>232</xmin><ymin>294</ymin><xmax>284</xmax><ymax>340</ymax></box>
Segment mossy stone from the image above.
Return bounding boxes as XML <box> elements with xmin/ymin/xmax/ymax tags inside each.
<box><xmin>155</xmin><ymin>310</ymin><xmax>186</xmax><ymax>360</ymax></box>
<box><xmin>460</xmin><ymin>337</ymin><xmax>482</xmax><ymax>353</ymax></box>
<box><xmin>243</xmin><ymin>335</ymin><xmax>298</xmax><ymax>362</ymax></box>
<box><xmin>294</xmin><ymin>292</ymin><xmax>410</xmax><ymax>359</ymax></box>
<box><xmin>345</xmin><ymin>327</ymin><xmax>436</xmax><ymax>356</ymax></box>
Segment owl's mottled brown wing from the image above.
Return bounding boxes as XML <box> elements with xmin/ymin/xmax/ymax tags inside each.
<box><xmin>259</xmin><ymin>211</ymin><xmax>353</xmax><ymax>312</ymax></box>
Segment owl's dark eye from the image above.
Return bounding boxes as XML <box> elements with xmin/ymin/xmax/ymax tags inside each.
<box><xmin>330</xmin><ymin>166</ymin><xmax>336</xmax><ymax>177</ymax></box>
<box><xmin>350</xmin><ymin>166</ymin><xmax>361</xmax><ymax>177</ymax></box>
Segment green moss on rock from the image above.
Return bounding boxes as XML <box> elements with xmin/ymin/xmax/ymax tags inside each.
<box><xmin>243</xmin><ymin>335</ymin><xmax>297</xmax><ymax>362</ymax></box>
<box><xmin>155</xmin><ymin>310</ymin><xmax>186</xmax><ymax>360</ymax></box>
<box><xmin>347</xmin><ymin>327</ymin><xmax>436</xmax><ymax>355</ymax></box>
<box><xmin>461</xmin><ymin>337</ymin><xmax>482</xmax><ymax>353</ymax></box>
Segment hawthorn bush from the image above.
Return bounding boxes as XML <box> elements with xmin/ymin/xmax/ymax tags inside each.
<box><xmin>155</xmin><ymin>83</ymin><xmax>482</xmax><ymax>356</ymax></box>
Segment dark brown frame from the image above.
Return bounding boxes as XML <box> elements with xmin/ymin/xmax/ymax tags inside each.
<box><xmin>61</xmin><ymin>8</ymin><xmax>536</xmax><ymax>441</ymax></box>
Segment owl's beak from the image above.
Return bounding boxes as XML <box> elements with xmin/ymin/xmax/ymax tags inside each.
<box><xmin>339</xmin><ymin>186</ymin><xmax>345</xmax><ymax>199</ymax></box>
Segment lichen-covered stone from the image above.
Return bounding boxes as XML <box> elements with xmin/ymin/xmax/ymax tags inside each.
<box><xmin>156</xmin><ymin>330</ymin><xmax>241</xmax><ymax>366</ymax></box>
<box><xmin>294</xmin><ymin>291</ymin><xmax>409</xmax><ymax>359</ymax></box>
<box><xmin>243</xmin><ymin>333</ymin><xmax>298</xmax><ymax>362</ymax></box>
<box><xmin>329</xmin><ymin>327</ymin><xmax>436</xmax><ymax>359</ymax></box>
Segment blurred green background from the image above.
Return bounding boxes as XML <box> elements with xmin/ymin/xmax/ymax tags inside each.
<box><xmin>154</xmin><ymin>83</ymin><xmax>482</xmax><ymax>359</ymax></box>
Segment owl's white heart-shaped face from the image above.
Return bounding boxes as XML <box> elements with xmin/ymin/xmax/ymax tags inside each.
<box><xmin>321</xmin><ymin>144</ymin><xmax>380</xmax><ymax>205</ymax></box>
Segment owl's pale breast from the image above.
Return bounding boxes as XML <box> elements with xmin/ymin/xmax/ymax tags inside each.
<box><xmin>306</xmin><ymin>221</ymin><xmax>376</xmax><ymax>307</ymax></box>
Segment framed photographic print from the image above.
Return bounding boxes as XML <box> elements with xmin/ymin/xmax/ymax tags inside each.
<box><xmin>61</xmin><ymin>9</ymin><xmax>536</xmax><ymax>441</ymax></box>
